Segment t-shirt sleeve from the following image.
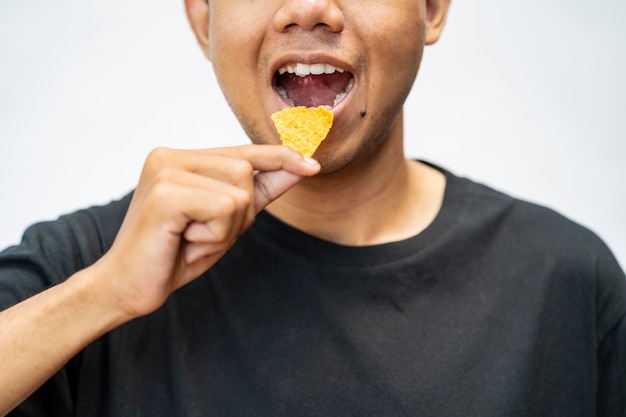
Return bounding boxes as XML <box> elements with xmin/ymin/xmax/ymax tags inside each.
<box><xmin>0</xmin><ymin>195</ymin><xmax>130</xmax><ymax>416</ymax></box>
<box><xmin>597</xmin><ymin>314</ymin><xmax>626</xmax><ymax>417</ymax></box>
<box><xmin>0</xmin><ymin>219</ymin><xmax>85</xmax><ymax>310</ymax></box>
<box><xmin>594</xmin><ymin>241</ymin><xmax>626</xmax><ymax>416</ymax></box>
<box><xmin>0</xmin><ymin>194</ymin><xmax>130</xmax><ymax>311</ymax></box>
<box><xmin>0</xmin><ymin>219</ymin><xmax>89</xmax><ymax>416</ymax></box>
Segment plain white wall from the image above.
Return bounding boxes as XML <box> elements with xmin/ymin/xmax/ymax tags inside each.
<box><xmin>1</xmin><ymin>0</ymin><xmax>624</xmax><ymax>268</ymax></box>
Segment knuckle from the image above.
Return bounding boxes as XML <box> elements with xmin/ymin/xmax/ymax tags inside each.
<box><xmin>209</xmin><ymin>219</ymin><xmax>230</xmax><ymax>242</ymax></box>
<box><xmin>224</xmin><ymin>194</ymin><xmax>239</xmax><ymax>214</ymax></box>
<box><xmin>152</xmin><ymin>166</ymin><xmax>177</xmax><ymax>185</ymax></box>
<box><xmin>217</xmin><ymin>188</ymin><xmax>250</xmax><ymax>215</ymax></box>
<box><xmin>233</xmin><ymin>188</ymin><xmax>252</xmax><ymax>208</ymax></box>
<box><xmin>229</xmin><ymin>159</ymin><xmax>254</xmax><ymax>179</ymax></box>
<box><xmin>277</xmin><ymin>144</ymin><xmax>298</xmax><ymax>158</ymax></box>
<box><xmin>149</xmin><ymin>179</ymin><xmax>174</xmax><ymax>203</ymax></box>
<box><xmin>144</xmin><ymin>147</ymin><xmax>174</xmax><ymax>172</ymax></box>
<box><xmin>227</xmin><ymin>189</ymin><xmax>252</xmax><ymax>216</ymax></box>
<box><xmin>147</xmin><ymin>146</ymin><xmax>173</xmax><ymax>163</ymax></box>
<box><xmin>215</xmin><ymin>193</ymin><xmax>239</xmax><ymax>219</ymax></box>
<box><xmin>148</xmin><ymin>167</ymin><xmax>180</xmax><ymax>202</ymax></box>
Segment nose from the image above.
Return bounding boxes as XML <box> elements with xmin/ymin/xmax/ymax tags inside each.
<box><xmin>273</xmin><ymin>0</ymin><xmax>345</xmax><ymax>33</ymax></box>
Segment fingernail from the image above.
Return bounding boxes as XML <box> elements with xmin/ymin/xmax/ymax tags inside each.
<box><xmin>303</xmin><ymin>156</ymin><xmax>319</xmax><ymax>166</ymax></box>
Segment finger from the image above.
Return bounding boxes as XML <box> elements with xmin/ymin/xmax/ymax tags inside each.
<box><xmin>183</xmin><ymin>211</ymin><xmax>247</xmax><ymax>243</ymax></box>
<box><xmin>156</xmin><ymin>145</ymin><xmax>321</xmax><ymax>178</ymax></box>
<box><xmin>191</xmin><ymin>145</ymin><xmax>320</xmax><ymax>221</ymax></box>
<box><xmin>144</xmin><ymin>147</ymin><xmax>256</xmax><ymax>190</ymax></box>
<box><xmin>253</xmin><ymin>170</ymin><xmax>304</xmax><ymax>213</ymax></box>
<box><xmin>184</xmin><ymin>221</ymin><xmax>215</xmax><ymax>242</ymax></box>
<box><xmin>142</xmin><ymin>146</ymin><xmax>318</xmax><ymax>228</ymax></box>
<box><xmin>138</xmin><ymin>168</ymin><xmax>252</xmax><ymax>239</ymax></box>
<box><xmin>183</xmin><ymin>241</ymin><xmax>232</xmax><ymax>264</ymax></box>
<box><xmin>183</xmin><ymin>202</ymin><xmax>248</xmax><ymax>244</ymax></box>
<box><xmin>180</xmin><ymin>187</ymin><xmax>250</xmax><ymax>244</ymax></box>
<box><xmin>175</xmin><ymin>247</ymin><xmax>228</xmax><ymax>289</ymax></box>
<box><xmin>224</xmin><ymin>144</ymin><xmax>321</xmax><ymax>176</ymax></box>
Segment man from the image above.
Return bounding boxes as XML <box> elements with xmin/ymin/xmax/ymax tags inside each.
<box><xmin>1</xmin><ymin>0</ymin><xmax>624</xmax><ymax>416</ymax></box>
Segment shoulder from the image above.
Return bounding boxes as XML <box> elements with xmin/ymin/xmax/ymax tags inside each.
<box><xmin>442</xmin><ymin>166</ymin><xmax>607</xmax><ymax>256</ymax></box>
<box><xmin>443</xmin><ymin>166</ymin><xmax>626</xmax><ymax>337</ymax></box>
<box><xmin>0</xmin><ymin>192</ymin><xmax>133</xmax><ymax>308</ymax></box>
<box><xmin>19</xmin><ymin>191</ymin><xmax>132</xmax><ymax>259</ymax></box>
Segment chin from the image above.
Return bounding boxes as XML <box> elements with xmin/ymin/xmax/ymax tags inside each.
<box><xmin>316</xmin><ymin>156</ymin><xmax>352</xmax><ymax>175</ymax></box>
<box><xmin>313</xmin><ymin>134</ymin><xmax>384</xmax><ymax>176</ymax></box>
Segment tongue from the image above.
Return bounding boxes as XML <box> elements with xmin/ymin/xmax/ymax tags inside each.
<box><xmin>276</xmin><ymin>72</ymin><xmax>352</xmax><ymax>107</ymax></box>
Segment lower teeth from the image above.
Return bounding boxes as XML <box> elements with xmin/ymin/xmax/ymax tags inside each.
<box><xmin>276</xmin><ymin>78</ymin><xmax>353</xmax><ymax>108</ymax></box>
<box><xmin>333</xmin><ymin>92</ymin><xmax>346</xmax><ymax>107</ymax></box>
<box><xmin>276</xmin><ymin>86</ymin><xmax>294</xmax><ymax>106</ymax></box>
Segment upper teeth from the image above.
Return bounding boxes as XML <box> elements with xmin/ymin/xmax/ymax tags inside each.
<box><xmin>278</xmin><ymin>63</ymin><xmax>345</xmax><ymax>77</ymax></box>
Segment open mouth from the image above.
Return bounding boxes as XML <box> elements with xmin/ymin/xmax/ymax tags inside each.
<box><xmin>274</xmin><ymin>63</ymin><xmax>354</xmax><ymax>108</ymax></box>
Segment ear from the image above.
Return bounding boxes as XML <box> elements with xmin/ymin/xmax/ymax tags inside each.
<box><xmin>184</xmin><ymin>0</ymin><xmax>211</xmax><ymax>60</ymax></box>
<box><xmin>424</xmin><ymin>0</ymin><xmax>451</xmax><ymax>45</ymax></box>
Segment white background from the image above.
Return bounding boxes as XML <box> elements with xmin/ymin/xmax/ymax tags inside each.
<box><xmin>1</xmin><ymin>0</ymin><xmax>624</xmax><ymax>268</ymax></box>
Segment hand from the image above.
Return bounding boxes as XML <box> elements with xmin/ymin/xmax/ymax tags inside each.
<box><xmin>93</xmin><ymin>145</ymin><xmax>319</xmax><ymax>319</ymax></box>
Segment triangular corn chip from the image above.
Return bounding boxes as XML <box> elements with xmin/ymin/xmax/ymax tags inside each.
<box><xmin>270</xmin><ymin>106</ymin><xmax>334</xmax><ymax>157</ymax></box>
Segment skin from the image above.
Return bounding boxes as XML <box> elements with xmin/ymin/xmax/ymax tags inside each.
<box><xmin>188</xmin><ymin>0</ymin><xmax>450</xmax><ymax>244</ymax></box>
<box><xmin>0</xmin><ymin>0</ymin><xmax>450</xmax><ymax>414</ymax></box>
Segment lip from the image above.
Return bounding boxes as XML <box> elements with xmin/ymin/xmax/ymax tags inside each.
<box><xmin>270</xmin><ymin>52</ymin><xmax>356</xmax><ymax>118</ymax></box>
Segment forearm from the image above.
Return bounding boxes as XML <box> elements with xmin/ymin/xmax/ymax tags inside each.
<box><xmin>0</xmin><ymin>266</ymin><xmax>130</xmax><ymax>416</ymax></box>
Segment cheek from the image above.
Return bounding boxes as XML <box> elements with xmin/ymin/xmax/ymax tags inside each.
<box><xmin>211</xmin><ymin>35</ymin><xmax>254</xmax><ymax>83</ymax></box>
<box><xmin>359</xmin><ymin>4</ymin><xmax>425</xmax><ymax>85</ymax></box>
<box><xmin>209</xmin><ymin>7</ymin><xmax>267</xmax><ymax>90</ymax></box>
<box><xmin>208</xmin><ymin>18</ymin><xmax>276</xmax><ymax>145</ymax></box>
<box><xmin>366</xmin><ymin>34</ymin><xmax>424</xmax><ymax>117</ymax></box>
<box><xmin>382</xmin><ymin>10</ymin><xmax>424</xmax><ymax>67</ymax></box>
<box><xmin>210</xmin><ymin>31</ymin><xmax>266</xmax><ymax>125</ymax></box>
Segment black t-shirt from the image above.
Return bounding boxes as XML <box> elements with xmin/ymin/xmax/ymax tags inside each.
<box><xmin>2</xmin><ymin>166</ymin><xmax>625</xmax><ymax>416</ymax></box>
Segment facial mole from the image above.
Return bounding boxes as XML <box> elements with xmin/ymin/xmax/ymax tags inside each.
<box><xmin>360</xmin><ymin>109</ymin><xmax>367</xmax><ymax>117</ymax></box>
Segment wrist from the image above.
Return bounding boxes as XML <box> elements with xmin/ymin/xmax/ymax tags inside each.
<box><xmin>64</xmin><ymin>262</ymin><xmax>138</xmax><ymax>334</ymax></box>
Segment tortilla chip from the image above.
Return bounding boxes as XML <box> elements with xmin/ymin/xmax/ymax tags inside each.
<box><xmin>271</xmin><ymin>106</ymin><xmax>334</xmax><ymax>157</ymax></box>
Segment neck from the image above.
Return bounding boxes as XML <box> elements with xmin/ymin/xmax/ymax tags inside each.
<box><xmin>266</xmin><ymin>115</ymin><xmax>446</xmax><ymax>246</ymax></box>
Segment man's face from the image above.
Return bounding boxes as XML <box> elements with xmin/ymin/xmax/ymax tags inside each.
<box><xmin>205</xmin><ymin>0</ymin><xmax>432</xmax><ymax>173</ymax></box>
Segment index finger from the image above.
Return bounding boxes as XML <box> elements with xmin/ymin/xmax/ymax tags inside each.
<box><xmin>207</xmin><ymin>144</ymin><xmax>320</xmax><ymax>176</ymax></box>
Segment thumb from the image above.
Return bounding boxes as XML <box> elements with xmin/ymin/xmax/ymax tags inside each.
<box><xmin>254</xmin><ymin>170</ymin><xmax>305</xmax><ymax>213</ymax></box>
